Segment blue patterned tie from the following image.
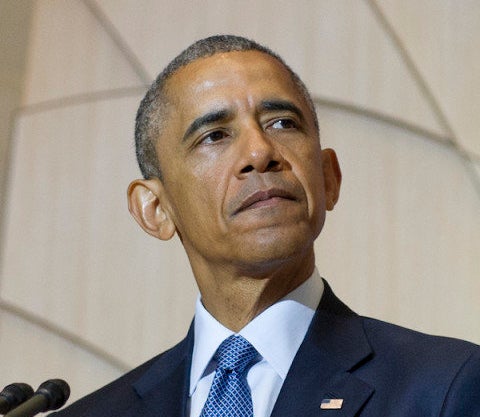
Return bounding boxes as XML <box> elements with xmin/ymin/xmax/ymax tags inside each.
<box><xmin>200</xmin><ymin>335</ymin><xmax>258</xmax><ymax>417</ymax></box>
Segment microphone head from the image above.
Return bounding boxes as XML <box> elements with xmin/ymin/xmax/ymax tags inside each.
<box><xmin>0</xmin><ymin>383</ymin><xmax>34</xmax><ymax>413</ymax></box>
<box><xmin>36</xmin><ymin>379</ymin><xmax>70</xmax><ymax>411</ymax></box>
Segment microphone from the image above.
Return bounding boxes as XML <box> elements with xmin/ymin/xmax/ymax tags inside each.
<box><xmin>4</xmin><ymin>379</ymin><xmax>70</xmax><ymax>417</ymax></box>
<box><xmin>0</xmin><ymin>383</ymin><xmax>34</xmax><ymax>414</ymax></box>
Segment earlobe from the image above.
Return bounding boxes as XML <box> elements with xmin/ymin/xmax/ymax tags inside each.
<box><xmin>321</xmin><ymin>148</ymin><xmax>342</xmax><ymax>211</ymax></box>
<box><xmin>127</xmin><ymin>178</ymin><xmax>176</xmax><ymax>240</ymax></box>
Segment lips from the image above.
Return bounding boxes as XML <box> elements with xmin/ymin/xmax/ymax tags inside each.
<box><xmin>234</xmin><ymin>188</ymin><xmax>296</xmax><ymax>215</ymax></box>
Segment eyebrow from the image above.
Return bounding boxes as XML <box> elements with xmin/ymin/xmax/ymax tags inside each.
<box><xmin>182</xmin><ymin>109</ymin><xmax>231</xmax><ymax>142</ymax></box>
<box><xmin>258</xmin><ymin>99</ymin><xmax>306</xmax><ymax>122</ymax></box>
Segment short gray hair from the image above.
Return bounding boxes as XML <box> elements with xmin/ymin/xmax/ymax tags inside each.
<box><xmin>134</xmin><ymin>34</ymin><xmax>318</xmax><ymax>179</ymax></box>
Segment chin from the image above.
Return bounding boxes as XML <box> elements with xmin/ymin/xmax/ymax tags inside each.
<box><xmin>235</xmin><ymin>227</ymin><xmax>316</xmax><ymax>268</ymax></box>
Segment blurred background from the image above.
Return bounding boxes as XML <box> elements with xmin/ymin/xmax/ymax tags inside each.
<box><xmin>1</xmin><ymin>0</ymin><xmax>479</xmax><ymax>402</ymax></box>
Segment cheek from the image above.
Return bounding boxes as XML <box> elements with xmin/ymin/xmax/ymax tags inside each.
<box><xmin>292</xmin><ymin>148</ymin><xmax>326</xmax><ymax>216</ymax></box>
<box><xmin>189</xmin><ymin>150</ymin><xmax>234</xmax><ymax>200</ymax></box>
<box><xmin>306</xmin><ymin>175</ymin><xmax>326</xmax><ymax>219</ymax></box>
<box><xmin>171</xmin><ymin>168</ymin><xmax>229</xmax><ymax>234</ymax></box>
<box><xmin>168</xmin><ymin>185</ymin><xmax>218</xmax><ymax>243</ymax></box>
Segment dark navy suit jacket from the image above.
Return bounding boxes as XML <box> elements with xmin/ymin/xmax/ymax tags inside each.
<box><xmin>51</xmin><ymin>281</ymin><xmax>480</xmax><ymax>416</ymax></box>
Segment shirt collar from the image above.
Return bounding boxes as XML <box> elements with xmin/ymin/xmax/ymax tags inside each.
<box><xmin>190</xmin><ymin>268</ymin><xmax>323</xmax><ymax>395</ymax></box>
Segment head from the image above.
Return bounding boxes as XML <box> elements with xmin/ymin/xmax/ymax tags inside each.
<box><xmin>135</xmin><ymin>34</ymin><xmax>319</xmax><ymax>180</ymax></box>
<box><xmin>128</xmin><ymin>35</ymin><xmax>341</xmax><ymax>280</ymax></box>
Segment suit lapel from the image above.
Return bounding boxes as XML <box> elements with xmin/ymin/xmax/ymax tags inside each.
<box><xmin>126</xmin><ymin>323</ymin><xmax>194</xmax><ymax>417</ymax></box>
<box><xmin>271</xmin><ymin>281</ymin><xmax>374</xmax><ymax>417</ymax></box>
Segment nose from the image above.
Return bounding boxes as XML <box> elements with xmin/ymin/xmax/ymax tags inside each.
<box><xmin>235</xmin><ymin>126</ymin><xmax>285</xmax><ymax>177</ymax></box>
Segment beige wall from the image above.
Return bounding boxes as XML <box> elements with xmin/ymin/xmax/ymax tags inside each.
<box><xmin>0</xmin><ymin>1</ymin><xmax>32</xmax><ymax>236</ymax></box>
<box><xmin>1</xmin><ymin>0</ymin><xmax>479</xmax><ymax>402</ymax></box>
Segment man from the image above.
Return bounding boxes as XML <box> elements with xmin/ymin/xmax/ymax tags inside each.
<box><xmin>51</xmin><ymin>35</ymin><xmax>480</xmax><ymax>417</ymax></box>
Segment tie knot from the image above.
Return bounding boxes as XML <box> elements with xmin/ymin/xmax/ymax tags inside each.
<box><xmin>215</xmin><ymin>335</ymin><xmax>258</xmax><ymax>374</ymax></box>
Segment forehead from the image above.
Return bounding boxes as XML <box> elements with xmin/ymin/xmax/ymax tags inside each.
<box><xmin>163</xmin><ymin>50</ymin><xmax>307</xmax><ymax>120</ymax></box>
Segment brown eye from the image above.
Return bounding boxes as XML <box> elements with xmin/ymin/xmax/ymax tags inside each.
<box><xmin>270</xmin><ymin>118</ymin><xmax>297</xmax><ymax>130</ymax></box>
<box><xmin>201</xmin><ymin>130</ymin><xmax>229</xmax><ymax>144</ymax></box>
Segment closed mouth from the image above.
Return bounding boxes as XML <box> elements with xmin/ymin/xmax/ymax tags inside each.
<box><xmin>234</xmin><ymin>188</ymin><xmax>296</xmax><ymax>215</ymax></box>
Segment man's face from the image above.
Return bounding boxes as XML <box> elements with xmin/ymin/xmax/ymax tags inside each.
<box><xmin>155</xmin><ymin>51</ymin><xmax>330</xmax><ymax>272</ymax></box>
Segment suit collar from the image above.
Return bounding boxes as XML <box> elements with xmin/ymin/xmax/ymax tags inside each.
<box><xmin>126</xmin><ymin>280</ymin><xmax>374</xmax><ymax>417</ymax></box>
<box><xmin>128</xmin><ymin>322</ymin><xmax>194</xmax><ymax>417</ymax></box>
<box><xmin>271</xmin><ymin>280</ymin><xmax>374</xmax><ymax>417</ymax></box>
<box><xmin>311</xmin><ymin>280</ymin><xmax>372</xmax><ymax>370</ymax></box>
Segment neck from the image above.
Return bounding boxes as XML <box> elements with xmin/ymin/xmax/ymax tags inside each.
<box><xmin>192</xmin><ymin>250</ymin><xmax>316</xmax><ymax>332</ymax></box>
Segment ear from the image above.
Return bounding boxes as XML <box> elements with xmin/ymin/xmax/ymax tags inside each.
<box><xmin>321</xmin><ymin>148</ymin><xmax>342</xmax><ymax>211</ymax></box>
<box><xmin>127</xmin><ymin>178</ymin><xmax>176</xmax><ymax>240</ymax></box>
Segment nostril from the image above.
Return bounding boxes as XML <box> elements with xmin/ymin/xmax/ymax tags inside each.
<box><xmin>240</xmin><ymin>160</ymin><xmax>280</xmax><ymax>175</ymax></box>
<box><xmin>267</xmin><ymin>160</ymin><xmax>279</xmax><ymax>170</ymax></box>
<box><xmin>240</xmin><ymin>165</ymin><xmax>254</xmax><ymax>174</ymax></box>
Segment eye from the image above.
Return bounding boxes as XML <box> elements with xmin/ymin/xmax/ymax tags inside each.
<box><xmin>199</xmin><ymin>129</ymin><xmax>229</xmax><ymax>145</ymax></box>
<box><xmin>268</xmin><ymin>118</ymin><xmax>298</xmax><ymax>130</ymax></box>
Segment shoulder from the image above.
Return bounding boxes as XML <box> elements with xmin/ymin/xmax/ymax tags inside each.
<box><xmin>48</xmin><ymin>354</ymin><xmax>162</xmax><ymax>417</ymax></box>
<box><xmin>321</xmin><ymin>279</ymin><xmax>480</xmax><ymax>377</ymax></box>
<box><xmin>317</xmin><ymin>282</ymin><xmax>480</xmax><ymax>415</ymax></box>
<box><xmin>362</xmin><ymin>315</ymin><xmax>479</xmax><ymax>368</ymax></box>
<box><xmin>362</xmin><ymin>317</ymin><xmax>480</xmax><ymax>360</ymax></box>
<box><xmin>359</xmin><ymin>316</ymin><xmax>480</xmax><ymax>415</ymax></box>
<box><xmin>49</xmin><ymin>333</ymin><xmax>192</xmax><ymax>417</ymax></box>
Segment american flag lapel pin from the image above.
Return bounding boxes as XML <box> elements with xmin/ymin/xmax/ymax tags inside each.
<box><xmin>320</xmin><ymin>398</ymin><xmax>344</xmax><ymax>410</ymax></box>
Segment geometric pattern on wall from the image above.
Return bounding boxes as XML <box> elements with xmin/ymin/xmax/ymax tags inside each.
<box><xmin>1</xmin><ymin>0</ymin><xmax>478</xmax><ymax>401</ymax></box>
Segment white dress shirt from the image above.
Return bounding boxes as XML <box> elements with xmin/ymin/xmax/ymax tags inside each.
<box><xmin>189</xmin><ymin>269</ymin><xmax>324</xmax><ymax>417</ymax></box>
